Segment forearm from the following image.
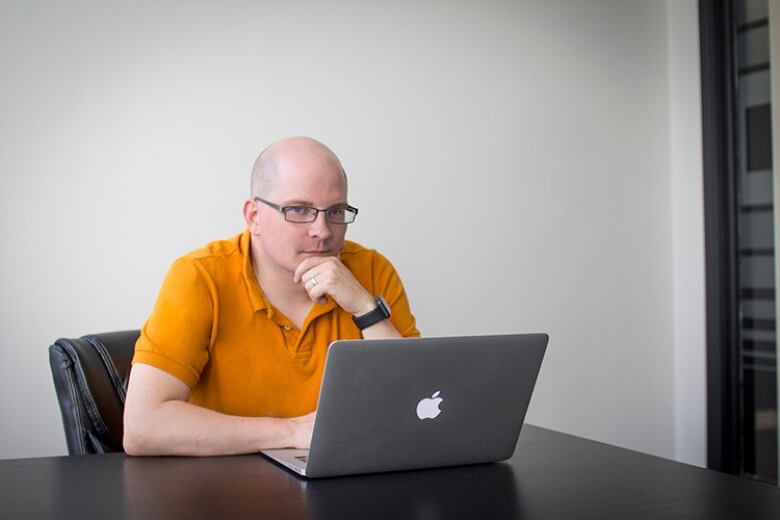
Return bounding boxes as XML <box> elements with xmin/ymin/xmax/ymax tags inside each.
<box><xmin>124</xmin><ymin>401</ymin><xmax>300</xmax><ymax>457</ymax></box>
<box><xmin>360</xmin><ymin>318</ymin><xmax>403</xmax><ymax>340</ymax></box>
<box><xmin>123</xmin><ymin>363</ymin><xmax>312</xmax><ymax>457</ymax></box>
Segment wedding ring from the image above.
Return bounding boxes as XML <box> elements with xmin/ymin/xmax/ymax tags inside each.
<box><xmin>311</xmin><ymin>276</ymin><xmax>318</xmax><ymax>286</ymax></box>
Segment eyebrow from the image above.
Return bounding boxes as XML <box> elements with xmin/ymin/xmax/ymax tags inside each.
<box><xmin>282</xmin><ymin>199</ymin><xmax>348</xmax><ymax>207</ymax></box>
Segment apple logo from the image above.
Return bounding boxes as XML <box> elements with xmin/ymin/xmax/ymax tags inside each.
<box><xmin>416</xmin><ymin>391</ymin><xmax>444</xmax><ymax>420</ymax></box>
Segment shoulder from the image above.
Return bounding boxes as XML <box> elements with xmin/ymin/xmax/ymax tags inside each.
<box><xmin>165</xmin><ymin>231</ymin><xmax>247</xmax><ymax>286</ymax></box>
<box><xmin>179</xmin><ymin>231</ymin><xmax>245</xmax><ymax>263</ymax></box>
<box><xmin>340</xmin><ymin>240</ymin><xmax>392</xmax><ymax>268</ymax></box>
<box><xmin>340</xmin><ymin>240</ymin><xmax>402</xmax><ymax>293</ymax></box>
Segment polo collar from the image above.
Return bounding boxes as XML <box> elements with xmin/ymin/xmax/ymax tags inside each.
<box><xmin>241</xmin><ymin>229</ymin><xmax>339</xmax><ymax>319</ymax></box>
<box><xmin>241</xmin><ymin>229</ymin><xmax>270</xmax><ymax>313</ymax></box>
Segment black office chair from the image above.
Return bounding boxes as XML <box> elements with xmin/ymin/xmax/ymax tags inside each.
<box><xmin>49</xmin><ymin>330</ymin><xmax>140</xmax><ymax>455</ymax></box>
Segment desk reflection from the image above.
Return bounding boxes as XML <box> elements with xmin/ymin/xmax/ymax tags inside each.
<box><xmin>122</xmin><ymin>456</ymin><xmax>520</xmax><ymax>520</ymax></box>
<box><xmin>123</xmin><ymin>455</ymin><xmax>309</xmax><ymax>520</ymax></box>
<box><xmin>303</xmin><ymin>462</ymin><xmax>521</xmax><ymax>520</ymax></box>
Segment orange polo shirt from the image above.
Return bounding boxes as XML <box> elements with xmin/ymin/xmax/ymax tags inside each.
<box><xmin>133</xmin><ymin>230</ymin><xmax>419</xmax><ymax>418</ymax></box>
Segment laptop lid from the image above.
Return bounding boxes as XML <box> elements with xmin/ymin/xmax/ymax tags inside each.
<box><xmin>263</xmin><ymin>333</ymin><xmax>548</xmax><ymax>478</ymax></box>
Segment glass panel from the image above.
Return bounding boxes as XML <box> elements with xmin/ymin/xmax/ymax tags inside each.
<box><xmin>740</xmin><ymin>256</ymin><xmax>775</xmax><ymax>287</ymax></box>
<box><xmin>735</xmin><ymin>0</ymin><xmax>777</xmax><ymax>485</ymax></box>
<box><xmin>740</xmin><ymin>212</ymin><xmax>774</xmax><ymax>248</ymax></box>
<box><xmin>743</xmin><ymin>299</ymin><xmax>777</xmax><ymax>319</ymax></box>
<box><xmin>738</xmin><ymin>26</ymin><xmax>770</xmax><ymax>68</ymax></box>
<box><xmin>741</xmin><ymin>69</ymin><xmax>772</xmax><ymax>106</ymax></box>
<box><xmin>740</xmin><ymin>168</ymin><xmax>773</xmax><ymax>205</ymax></box>
<box><xmin>736</xmin><ymin>0</ymin><xmax>769</xmax><ymax>24</ymax></box>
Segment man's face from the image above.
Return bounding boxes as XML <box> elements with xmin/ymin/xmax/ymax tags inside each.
<box><xmin>252</xmin><ymin>150</ymin><xmax>349</xmax><ymax>276</ymax></box>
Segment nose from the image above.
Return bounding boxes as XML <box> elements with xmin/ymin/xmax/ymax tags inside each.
<box><xmin>307</xmin><ymin>210</ymin><xmax>333</xmax><ymax>240</ymax></box>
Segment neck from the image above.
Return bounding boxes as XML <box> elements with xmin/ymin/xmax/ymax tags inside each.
<box><xmin>249</xmin><ymin>237</ymin><xmax>310</xmax><ymax>306</ymax></box>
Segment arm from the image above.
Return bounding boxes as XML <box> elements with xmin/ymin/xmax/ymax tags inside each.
<box><xmin>123</xmin><ymin>363</ymin><xmax>315</xmax><ymax>456</ymax></box>
<box><xmin>360</xmin><ymin>314</ymin><xmax>403</xmax><ymax>339</ymax></box>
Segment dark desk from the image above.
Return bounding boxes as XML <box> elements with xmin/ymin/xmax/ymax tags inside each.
<box><xmin>2</xmin><ymin>425</ymin><xmax>780</xmax><ymax>519</ymax></box>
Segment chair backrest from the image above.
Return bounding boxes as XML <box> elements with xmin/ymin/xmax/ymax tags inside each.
<box><xmin>49</xmin><ymin>330</ymin><xmax>140</xmax><ymax>455</ymax></box>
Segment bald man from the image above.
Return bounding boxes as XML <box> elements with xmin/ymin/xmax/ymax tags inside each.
<box><xmin>123</xmin><ymin>137</ymin><xmax>419</xmax><ymax>456</ymax></box>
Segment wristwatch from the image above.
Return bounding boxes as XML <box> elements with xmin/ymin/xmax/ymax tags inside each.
<box><xmin>352</xmin><ymin>295</ymin><xmax>391</xmax><ymax>330</ymax></box>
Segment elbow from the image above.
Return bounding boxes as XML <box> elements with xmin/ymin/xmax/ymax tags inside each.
<box><xmin>122</xmin><ymin>430</ymin><xmax>145</xmax><ymax>456</ymax></box>
<box><xmin>123</xmin><ymin>438</ymin><xmax>141</xmax><ymax>457</ymax></box>
<box><xmin>122</xmin><ymin>409</ymin><xmax>157</xmax><ymax>456</ymax></box>
<box><xmin>122</xmin><ymin>419</ymin><xmax>146</xmax><ymax>456</ymax></box>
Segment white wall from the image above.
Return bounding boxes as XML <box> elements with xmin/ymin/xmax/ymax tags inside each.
<box><xmin>667</xmin><ymin>0</ymin><xmax>707</xmax><ymax>467</ymax></box>
<box><xmin>0</xmin><ymin>0</ymin><xmax>705</xmax><ymax>464</ymax></box>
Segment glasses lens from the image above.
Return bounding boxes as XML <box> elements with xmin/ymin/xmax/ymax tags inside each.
<box><xmin>327</xmin><ymin>207</ymin><xmax>357</xmax><ymax>224</ymax></box>
<box><xmin>284</xmin><ymin>206</ymin><xmax>317</xmax><ymax>222</ymax></box>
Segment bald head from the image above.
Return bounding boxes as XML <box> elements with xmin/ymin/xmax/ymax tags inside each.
<box><xmin>250</xmin><ymin>137</ymin><xmax>348</xmax><ymax>198</ymax></box>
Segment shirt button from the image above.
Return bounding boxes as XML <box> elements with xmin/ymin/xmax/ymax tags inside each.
<box><xmin>283</xmin><ymin>325</ymin><xmax>292</xmax><ymax>331</ymax></box>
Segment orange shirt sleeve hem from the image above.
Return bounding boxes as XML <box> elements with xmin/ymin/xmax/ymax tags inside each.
<box><xmin>132</xmin><ymin>350</ymin><xmax>201</xmax><ymax>389</ymax></box>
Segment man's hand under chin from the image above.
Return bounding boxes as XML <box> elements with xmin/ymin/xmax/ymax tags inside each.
<box><xmin>293</xmin><ymin>256</ymin><xmax>375</xmax><ymax>316</ymax></box>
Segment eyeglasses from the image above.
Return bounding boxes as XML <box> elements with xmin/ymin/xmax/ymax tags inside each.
<box><xmin>254</xmin><ymin>197</ymin><xmax>359</xmax><ymax>224</ymax></box>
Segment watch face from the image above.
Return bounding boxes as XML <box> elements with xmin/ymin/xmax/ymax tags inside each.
<box><xmin>377</xmin><ymin>295</ymin><xmax>391</xmax><ymax>317</ymax></box>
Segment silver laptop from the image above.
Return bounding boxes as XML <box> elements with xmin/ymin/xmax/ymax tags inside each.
<box><xmin>261</xmin><ymin>333</ymin><xmax>548</xmax><ymax>478</ymax></box>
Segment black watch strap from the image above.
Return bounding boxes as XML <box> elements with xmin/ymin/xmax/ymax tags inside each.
<box><xmin>353</xmin><ymin>295</ymin><xmax>391</xmax><ymax>330</ymax></box>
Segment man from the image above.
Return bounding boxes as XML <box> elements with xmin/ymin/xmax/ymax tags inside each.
<box><xmin>123</xmin><ymin>137</ymin><xmax>419</xmax><ymax>456</ymax></box>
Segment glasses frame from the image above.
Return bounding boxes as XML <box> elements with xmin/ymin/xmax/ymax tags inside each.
<box><xmin>254</xmin><ymin>196</ymin><xmax>359</xmax><ymax>224</ymax></box>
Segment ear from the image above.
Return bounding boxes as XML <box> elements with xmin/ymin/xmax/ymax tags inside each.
<box><xmin>242</xmin><ymin>199</ymin><xmax>261</xmax><ymax>235</ymax></box>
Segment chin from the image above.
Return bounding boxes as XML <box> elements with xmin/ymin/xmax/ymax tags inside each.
<box><xmin>299</xmin><ymin>251</ymin><xmax>333</xmax><ymax>260</ymax></box>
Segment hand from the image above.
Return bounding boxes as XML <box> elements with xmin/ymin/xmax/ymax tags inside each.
<box><xmin>286</xmin><ymin>411</ymin><xmax>316</xmax><ymax>449</ymax></box>
<box><xmin>293</xmin><ymin>256</ymin><xmax>375</xmax><ymax>315</ymax></box>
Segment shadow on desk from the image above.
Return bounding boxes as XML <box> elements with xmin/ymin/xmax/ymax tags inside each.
<box><xmin>304</xmin><ymin>462</ymin><xmax>520</xmax><ymax>519</ymax></box>
<box><xmin>122</xmin><ymin>456</ymin><xmax>520</xmax><ymax>520</ymax></box>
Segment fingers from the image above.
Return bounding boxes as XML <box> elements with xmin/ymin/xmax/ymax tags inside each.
<box><xmin>293</xmin><ymin>256</ymin><xmax>330</xmax><ymax>283</ymax></box>
<box><xmin>296</xmin><ymin>257</ymin><xmax>338</xmax><ymax>301</ymax></box>
<box><xmin>295</xmin><ymin>256</ymin><xmax>373</xmax><ymax>313</ymax></box>
<box><xmin>303</xmin><ymin>273</ymin><xmax>330</xmax><ymax>305</ymax></box>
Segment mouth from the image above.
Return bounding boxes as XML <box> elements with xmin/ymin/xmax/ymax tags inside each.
<box><xmin>302</xmin><ymin>250</ymin><xmax>331</xmax><ymax>257</ymax></box>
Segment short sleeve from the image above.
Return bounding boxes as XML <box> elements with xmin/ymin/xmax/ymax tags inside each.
<box><xmin>133</xmin><ymin>258</ymin><xmax>215</xmax><ymax>388</ymax></box>
<box><xmin>371</xmin><ymin>252</ymin><xmax>420</xmax><ymax>338</ymax></box>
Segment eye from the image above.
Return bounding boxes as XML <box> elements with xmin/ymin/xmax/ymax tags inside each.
<box><xmin>283</xmin><ymin>206</ymin><xmax>317</xmax><ymax>222</ymax></box>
